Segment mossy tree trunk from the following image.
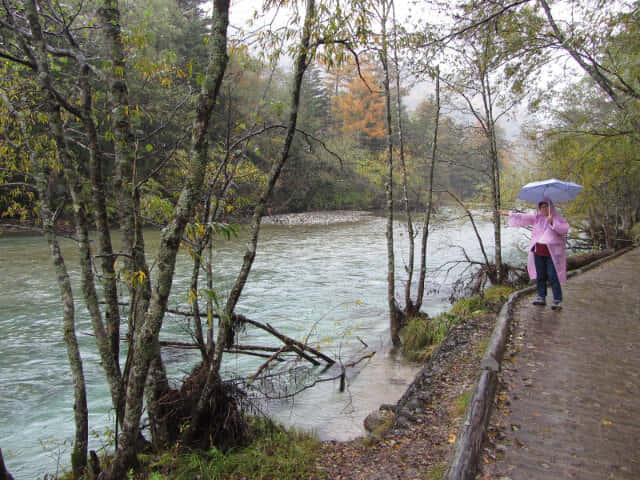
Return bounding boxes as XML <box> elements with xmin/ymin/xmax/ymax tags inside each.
<box><xmin>102</xmin><ymin>1</ymin><xmax>231</xmax><ymax>477</ymax></box>
<box><xmin>98</xmin><ymin>0</ymin><xmax>149</xmax><ymax>424</ymax></box>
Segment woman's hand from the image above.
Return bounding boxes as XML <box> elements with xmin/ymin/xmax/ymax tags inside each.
<box><xmin>498</xmin><ymin>210</ymin><xmax>509</xmax><ymax>216</ymax></box>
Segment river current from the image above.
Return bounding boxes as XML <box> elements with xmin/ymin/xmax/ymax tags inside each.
<box><xmin>0</xmin><ymin>210</ymin><xmax>528</xmax><ymax>479</ymax></box>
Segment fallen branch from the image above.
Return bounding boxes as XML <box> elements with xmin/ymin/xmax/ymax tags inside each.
<box><xmin>225</xmin><ymin>348</ymin><xmax>284</xmax><ymax>360</ymax></box>
<box><xmin>344</xmin><ymin>351</ymin><xmax>375</xmax><ymax>368</ymax></box>
<box><xmin>163</xmin><ymin>309</ymin><xmax>336</xmax><ymax>366</ymax></box>
<box><xmin>256</xmin><ymin>351</ymin><xmax>376</xmax><ymax>399</ymax></box>
<box><xmin>248</xmin><ymin>345</ymin><xmax>290</xmax><ymax>385</ymax></box>
<box><xmin>567</xmin><ymin>249</ymin><xmax>614</xmax><ymax>270</ymax></box>
<box><xmin>239</xmin><ymin>315</ymin><xmax>335</xmax><ymax>365</ymax></box>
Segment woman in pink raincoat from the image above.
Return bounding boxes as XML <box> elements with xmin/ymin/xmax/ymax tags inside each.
<box><xmin>500</xmin><ymin>196</ymin><xmax>569</xmax><ymax>309</ymax></box>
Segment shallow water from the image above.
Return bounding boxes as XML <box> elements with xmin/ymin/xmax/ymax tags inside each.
<box><xmin>0</xmin><ymin>211</ymin><xmax>528</xmax><ymax>479</ymax></box>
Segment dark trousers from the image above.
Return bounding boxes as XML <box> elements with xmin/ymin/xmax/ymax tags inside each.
<box><xmin>534</xmin><ymin>254</ymin><xmax>562</xmax><ymax>302</ymax></box>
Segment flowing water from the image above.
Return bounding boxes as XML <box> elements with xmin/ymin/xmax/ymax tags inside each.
<box><xmin>0</xmin><ymin>210</ymin><xmax>528</xmax><ymax>479</ymax></box>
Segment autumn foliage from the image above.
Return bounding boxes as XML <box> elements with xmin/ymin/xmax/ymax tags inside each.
<box><xmin>331</xmin><ymin>68</ymin><xmax>386</xmax><ymax>145</ymax></box>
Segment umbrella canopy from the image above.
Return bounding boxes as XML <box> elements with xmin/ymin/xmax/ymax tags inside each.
<box><xmin>516</xmin><ymin>178</ymin><xmax>583</xmax><ymax>203</ymax></box>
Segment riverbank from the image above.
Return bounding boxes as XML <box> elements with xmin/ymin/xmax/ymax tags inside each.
<box><xmin>0</xmin><ymin>210</ymin><xmax>371</xmax><ymax>235</ymax></box>
<box><xmin>313</xmin><ymin>297</ymin><xmax>506</xmax><ymax>479</ymax></box>
<box><xmin>89</xmin><ymin>300</ymin><xmax>504</xmax><ymax>480</ymax></box>
<box><xmin>58</xmin><ymin>294</ymin><xmax>503</xmax><ymax>480</ymax></box>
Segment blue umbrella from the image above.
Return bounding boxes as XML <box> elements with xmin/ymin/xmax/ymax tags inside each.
<box><xmin>516</xmin><ymin>178</ymin><xmax>583</xmax><ymax>203</ymax></box>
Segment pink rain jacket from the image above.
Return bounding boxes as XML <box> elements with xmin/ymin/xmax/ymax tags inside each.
<box><xmin>507</xmin><ymin>196</ymin><xmax>570</xmax><ymax>284</ymax></box>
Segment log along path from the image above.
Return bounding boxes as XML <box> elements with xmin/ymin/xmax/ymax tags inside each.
<box><xmin>477</xmin><ymin>247</ymin><xmax>640</xmax><ymax>479</ymax></box>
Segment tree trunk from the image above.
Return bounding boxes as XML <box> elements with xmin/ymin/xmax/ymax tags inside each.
<box><xmin>24</xmin><ymin>0</ymin><xmax>123</xmax><ymax>450</ymax></box>
<box><xmin>416</xmin><ymin>66</ymin><xmax>440</xmax><ymax>309</ymax></box>
<box><xmin>101</xmin><ymin>2</ymin><xmax>231</xmax><ymax>477</ymax></box>
<box><xmin>1</xmin><ymin>85</ymin><xmax>90</xmax><ymax>479</ymax></box>
<box><xmin>48</xmin><ymin>233</ymin><xmax>90</xmax><ymax>478</ymax></box>
<box><xmin>391</xmin><ymin>4</ymin><xmax>416</xmax><ymax>315</ymax></box>
<box><xmin>379</xmin><ymin>2</ymin><xmax>403</xmax><ymax>346</ymax></box>
<box><xmin>145</xmin><ymin>349</ymin><xmax>174</xmax><ymax>447</ymax></box>
<box><xmin>78</xmin><ymin>62</ymin><xmax>124</xmax><ymax>384</ymax></box>
<box><xmin>185</xmin><ymin>0</ymin><xmax>317</xmax><ymax>445</ymax></box>
<box><xmin>190</xmin><ymin>242</ymin><xmax>209</xmax><ymax>359</ymax></box>
<box><xmin>98</xmin><ymin>0</ymin><xmax>157</xmax><ymax>429</ymax></box>
<box><xmin>478</xmin><ymin>29</ymin><xmax>502</xmax><ymax>284</ymax></box>
<box><xmin>567</xmin><ymin>249</ymin><xmax>615</xmax><ymax>270</ymax></box>
<box><xmin>40</xmin><ymin>143</ymin><xmax>89</xmax><ymax>480</ymax></box>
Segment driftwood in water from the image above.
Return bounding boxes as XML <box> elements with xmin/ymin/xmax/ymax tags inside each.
<box><xmin>248</xmin><ymin>345</ymin><xmax>290</xmax><ymax>384</ymax></box>
<box><xmin>567</xmin><ymin>249</ymin><xmax>614</xmax><ymax>271</ymax></box>
<box><xmin>236</xmin><ymin>314</ymin><xmax>335</xmax><ymax>365</ymax></box>
<box><xmin>160</xmin><ymin>310</ymin><xmax>336</xmax><ymax>370</ymax></box>
<box><xmin>0</xmin><ymin>449</ymin><xmax>14</xmax><ymax>480</ymax></box>
<box><xmin>258</xmin><ymin>351</ymin><xmax>377</xmax><ymax>399</ymax></box>
<box><xmin>155</xmin><ymin>340</ymin><xmax>288</xmax><ymax>361</ymax></box>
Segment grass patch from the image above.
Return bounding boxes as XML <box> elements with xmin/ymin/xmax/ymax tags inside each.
<box><xmin>131</xmin><ymin>418</ymin><xmax>322</xmax><ymax>480</ymax></box>
<box><xmin>449</xmin><ymin>295</ymin><xmax>486</xmax><ymax>317</ymax></box>
<box><xmin>450</xmin><ymin>285</ymin><xmax>516</xmax><ymax>318</ymax></box>
<box><xmin>401</xmin><ymin>313</ymin><xmax>461</xmax><ymax>362</ymax></box>
<box><xmin>483</xmin><ymin>285</ymin><xmax>515</xmax><ymax>305</ymax></box>
<box><xmin>423</xmin><ymin>462</ymin><xmax>447</xmax><ymax>480</ymax></box>
<box><xmin>401</xmin><ymin>285</ymin><xmax>515</xmax><ymax>363</ymax></box>
<box><xmin>452</xmin><ymin>390</ymin><xmax>472</xmax><ymax>418</ymax></box>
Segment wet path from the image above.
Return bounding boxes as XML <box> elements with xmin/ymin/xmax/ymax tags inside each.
<box><xmin>481</xmin><ymin>247</ymin><xmax>640</xmax><ymax>479</ymax></box>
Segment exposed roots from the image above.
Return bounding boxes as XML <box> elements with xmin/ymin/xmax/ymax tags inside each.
<box><xmin>155</xmin><ymin>363</ymin><xmax>249</xmax><ymax>451</ymax></box>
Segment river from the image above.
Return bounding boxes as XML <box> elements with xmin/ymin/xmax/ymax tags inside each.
<box><xmin>0</xmin><ymin>210</ymin><xmax>528</xmax><ymax>479</ymax></box>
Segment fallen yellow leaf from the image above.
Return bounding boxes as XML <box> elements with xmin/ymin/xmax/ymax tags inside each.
<box><xmin>448</xmin><ymin>433</ymin><xmax>457</xmax><ymax>444</ymax></box>
<box><xmin>602</xmin><ymin>419</ymin><xmax>612</xmax><ymax>425</ymax></box>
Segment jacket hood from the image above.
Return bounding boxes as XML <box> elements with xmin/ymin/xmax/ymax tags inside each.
<box><xmin>537</xmin><ymin>196</ymin><xmax>558</xmax><ymax>216</ymax></box>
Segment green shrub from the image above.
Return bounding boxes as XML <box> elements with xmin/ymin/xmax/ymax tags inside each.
<box><xmin>450</xmin><ymin>286</ymin><xmax>515</xmax><ymax>318</ymax></box>
<box><xmin>175</xmin><ymin>419</ymin><xmax>320</xmax><ymax>480</ymax></box>
<box><xmin>401</xmin><ymin>286</ymin><xmax>515</xmax><ymax>363</ymax></box>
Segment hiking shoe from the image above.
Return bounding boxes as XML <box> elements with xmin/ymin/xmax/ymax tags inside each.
<box><xmin>551</xmin><ymin>300</ymin><xmax>562</xmax><ymax>310</ymax></box>
<box><xmin>532</xmin><ymin>297</ymin><xmax>546</xmax><ymax>306</ymax></box>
